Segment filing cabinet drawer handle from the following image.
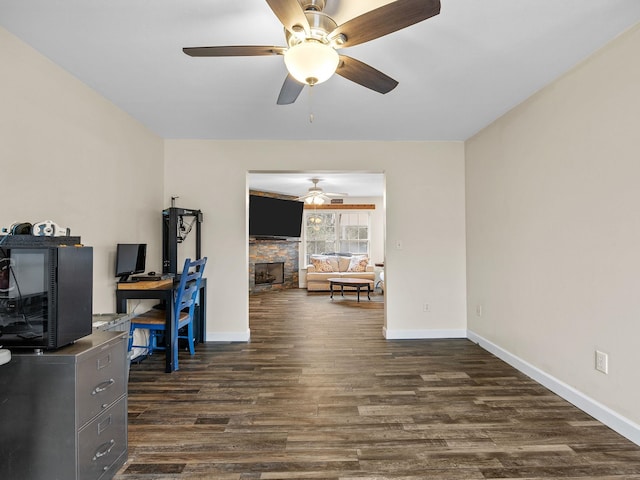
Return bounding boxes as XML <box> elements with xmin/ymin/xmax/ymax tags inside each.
<box><xmin>93</xmin><ymin>439</ymin><xmax>115</xmax><ymax>460</ymax></box>
<box><xmin>92</xmin><ymin>378</ymin><xmax>115</xmax><ymax>395</ymax></box>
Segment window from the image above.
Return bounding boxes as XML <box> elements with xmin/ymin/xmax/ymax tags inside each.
<box><xmin>338</xmin><ymin>212</ymin><xmax>369</xmax><ymax>255</ymax></box>
<box><xmin>304</xmin><ymin>210</ymin><xmax>370</xmax><ymax>264</ymax></box>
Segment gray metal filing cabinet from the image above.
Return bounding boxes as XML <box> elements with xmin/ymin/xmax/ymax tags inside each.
<box><xmin>92</xmin><ymin>313</ymin><xmax>132</xmax><ymax>333</ymax></box>
<box><xmin>0</xmin><ymin>331</ymin><xmax>128</xmax><ymax>480</ymax></box>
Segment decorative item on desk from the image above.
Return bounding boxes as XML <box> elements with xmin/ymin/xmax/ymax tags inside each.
<box><xmin>32</xmin><ymin>220</ymin><xmax>70</xmax><ymax>237</ymax></box>
<box><xmin>3</xmin><ymin>220</ymin><xmax>71</xmax><ymax>236</ymax></box>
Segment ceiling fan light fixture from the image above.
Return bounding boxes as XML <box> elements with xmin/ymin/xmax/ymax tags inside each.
<box><xmin>304</xmin><ymin>195</ymin><xmax>325</xmax><ymax>205</ymax></box>
<box><xmin>284</xmin><ymin>40</ymin><xmax>339</xmax><ymax>86</ymax></box>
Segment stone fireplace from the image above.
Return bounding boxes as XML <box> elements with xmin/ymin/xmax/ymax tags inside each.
<box><xmin>249</xmin><ymin>238</ymin><xmax>299</xmax><ymax>293</ymax></box>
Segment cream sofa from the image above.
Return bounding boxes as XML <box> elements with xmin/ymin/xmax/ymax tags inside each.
<box><xmin>305</xmin><ymin>253</ymin><xmax>375</xmax><ymax>291</ymax></box>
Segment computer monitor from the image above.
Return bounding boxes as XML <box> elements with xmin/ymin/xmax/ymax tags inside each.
<box><xmin>115</xmin><ymin>243</ymin><xmax>146</xmax><ymax>282</ymax></box>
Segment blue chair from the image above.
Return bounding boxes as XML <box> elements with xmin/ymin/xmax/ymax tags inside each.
<box><xmin>129</xmin><ymin>257</ymin><xmax>207</xmax><ymax>370</ymax></box>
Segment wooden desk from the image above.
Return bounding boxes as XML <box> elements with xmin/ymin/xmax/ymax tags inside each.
<box><xmin>115</xmin><ymin>278</ymin><xmax>207</xmax><ymax>373</ymax></box>
<box><xmin>116</xmin><ymin>278</ymin><xmax>173</xmax><ymax>290</ymax></box>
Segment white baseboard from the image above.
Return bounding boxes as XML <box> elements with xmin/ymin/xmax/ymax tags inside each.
<box><xmin>206</xmin><ymin>328</ymin><xmax>250</xmax><ymax>342</ymax></box>
<box><xmin>467</xmin><ymin>330</ymin><xmax>640</xmax><ymax>446</ymax></box>
<box><xmin>383</xmin><ymin>328</ymin><xmax>467</xmax><ymax>340</ymax></box>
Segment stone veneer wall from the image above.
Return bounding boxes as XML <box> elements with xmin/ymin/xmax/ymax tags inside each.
<box><xmin>249</xmin><ymin>239</ymin><xmax>300</xmax><ymax>293</ymax></box>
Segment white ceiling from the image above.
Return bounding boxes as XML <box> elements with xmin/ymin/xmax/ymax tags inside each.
<box><xmin>2</xmin><ymin>0</ymin><xmax>639</xmax><ymax>143</ymax></box>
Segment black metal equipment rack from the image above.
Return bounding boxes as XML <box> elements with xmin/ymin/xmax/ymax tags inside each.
<box><xmin>162</xmin><ymin>207</ymin><xmax>203</xmax><ymax>275</ymax></box>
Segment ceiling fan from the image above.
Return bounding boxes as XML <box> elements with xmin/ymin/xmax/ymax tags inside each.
<box><xmin>182</xmin><ymin>0</ymin><xmax>441</xmax><ymax>105</ymax></box>
<box><xmin>297</xmin><ymin>178</ymin><xmax>347</xmax><ymax>204</ymax></box>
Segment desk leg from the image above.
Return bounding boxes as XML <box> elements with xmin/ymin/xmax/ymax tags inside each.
<box><xmin>198</xmin><ymin>283</ymin><xmax>207</xmax><ymax>344</ymax></box>
<box><xmin>116</xmin><ymin>296</ymin><xmax>126</xmax><ymax>314</ymax></box>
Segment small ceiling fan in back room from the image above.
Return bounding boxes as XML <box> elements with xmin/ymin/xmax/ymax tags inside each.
<box><xmin>182</xmin><ymin>0</ymin><xmax>441</xmax><ymax>105</ymax></box>
<box><xmin>297</xmin><ymin>178</ymin><xmax>347</xmax><ymax>205</ymax></box>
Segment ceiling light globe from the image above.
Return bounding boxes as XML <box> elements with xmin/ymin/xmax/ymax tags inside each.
<box><xmin>313</xmin><ymin>196</ymin><xmax>325</xmax><ymax>205</ymax></box>
<box><xmin>284</xmin><ymin>41</ymin><xmax>339</xmax><ymax>86</ymax></box>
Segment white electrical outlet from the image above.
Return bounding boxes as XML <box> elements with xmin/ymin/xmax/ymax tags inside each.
<box><xmin>595</xmin><ymin>350</ymin><xmax>608</xmax><ymax>374</ymax></box>
<box><xmin>476</xmin><ymin>304</ymin><xmax>483</xmax><ymax>317</ymax></box>
<box><xmin>423</xmin><ymin>303</ymin><xmax>430</xmax><ymax>312</ymax></box>
<box><xmin>395</xmin><ymin>240</ymin><xmax>403</xmax><ymax>250</ymax></box>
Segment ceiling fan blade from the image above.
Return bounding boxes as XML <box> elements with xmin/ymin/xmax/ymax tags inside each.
<box><xmin>336</xmin><ymin>55</ymin><xmax>399</xmax><ymax>94</ymax></box>
<box><xmin>277</xmin><ymin>74</ymin><xmax>305</xmax><ymax>105</ymax></box>
<box><xmin>329</xmin><ymin>0</ymin><xmax>440</xmax><ymax>48</ymax></box>
<box><xmin>265</xmin><ymin>0</ymin><xmax>310</xmax><ymax>35</ymax></box>
<box><xmin>183</xmin><ymin>45</ymin><xmax>286</xmax><ymax>57</ymax></box>
<box><xmin>324</xmin><ymin>192</ymin><xmax>348</xmax><ymax>197</ymax></box>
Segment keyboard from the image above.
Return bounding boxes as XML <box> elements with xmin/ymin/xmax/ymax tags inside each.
<box><xmin>132</xmin><ymin>274</ymin><xmax>172</xmax><ymax>281</ymax></box>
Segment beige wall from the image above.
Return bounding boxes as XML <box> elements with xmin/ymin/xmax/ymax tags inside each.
<box><xmin>466</xmin><ymin>23</ymin><xmax>640</xmax><ymax>427</ymax></box>
<box><xmin>0</xmin><ymin>27</ymin><xmax>164</xmax><ymax>313</ymax></box>
<box><xmin>164</xmin><ymin>140</ymin><xmax>467</xmax><ymax>340</ymax></box>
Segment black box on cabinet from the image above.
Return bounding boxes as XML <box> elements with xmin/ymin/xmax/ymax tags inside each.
<box><xmin>0</xmin><ymin>239</ymin><xmax>93</xmax><ymax>350</ymax></box>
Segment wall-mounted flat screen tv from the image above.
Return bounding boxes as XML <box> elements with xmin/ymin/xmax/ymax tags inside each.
<box><xmin>249</xmin><ymin>195</ymin><xmax>304</xmax><ymax>238</ymax></box>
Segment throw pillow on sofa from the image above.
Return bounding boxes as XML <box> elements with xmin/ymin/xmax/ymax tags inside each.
<box><xmin>337</xmin><ymin>256</ymin><xmax>351</xmax><ymax>272</ymax></box>
<box><xmin>310</xmin><ymin>255</ymin><xmax>339</xmax><ymax>272</ymax></box>
<box><xmin>347</xmin><ymin>255</ymin><xmax>369</xmax><ymax>272</ymax></box>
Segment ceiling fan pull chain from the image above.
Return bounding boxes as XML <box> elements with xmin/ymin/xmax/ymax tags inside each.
<box><xmin>308</xmin><ymin>85</ymin><xmax>314</xmax><ymax>123</ymax></box>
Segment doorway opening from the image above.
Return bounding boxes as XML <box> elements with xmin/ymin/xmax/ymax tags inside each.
<box><xmin>247</xmin><ymin>171</ymin><xmax>386</xmax><ymax>330</ymax></box>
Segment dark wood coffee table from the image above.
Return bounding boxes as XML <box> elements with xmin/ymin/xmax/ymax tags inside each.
<box><xmin>328</xmin><ymin>278</ymin><xmax>374</xmax><ymax>302</ymax></box>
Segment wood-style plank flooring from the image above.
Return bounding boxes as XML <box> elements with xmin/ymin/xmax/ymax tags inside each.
<box><xmin>115</xmin><ymin>289</ymin><xmax>640</xmax><ymax>479</ymax></box>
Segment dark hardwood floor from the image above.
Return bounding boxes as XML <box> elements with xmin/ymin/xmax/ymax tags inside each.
<box><xmin>115</xmin><ymin>289</ymin><xmax>640</xmax><ymax>479</ymax></box>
